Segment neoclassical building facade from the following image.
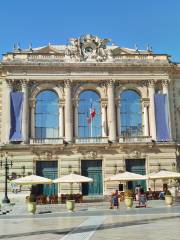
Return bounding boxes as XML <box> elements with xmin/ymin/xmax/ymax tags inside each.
<box><xmin>0</xmin><ymin>34</ymin><xmax>180</xmax><ymax>196</ymax></box>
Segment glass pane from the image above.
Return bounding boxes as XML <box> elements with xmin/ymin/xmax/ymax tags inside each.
<box><xmin>120</xmin><ymin>90</ymin><xmax>142</xmax><ymax>136</ymax></box>
<box><xmin>35</xmin><ymin>90</ymin><xmax>59</xmax><ymax>139</ymax></box>
<box><xmin>78</xmin><ymin>90</ymin><xmax>102</xmax><ymax>137</ymax></box>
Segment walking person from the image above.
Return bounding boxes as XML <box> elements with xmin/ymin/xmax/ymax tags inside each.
<box><xmin>135</xmin><ymin>184</ymin><xmax>141</xmax><ymax>201</ymax></box>
<box><xmin>112</xmin><ymin>190</ymin><xmax>119</xmax><ymax>209</ymax></box>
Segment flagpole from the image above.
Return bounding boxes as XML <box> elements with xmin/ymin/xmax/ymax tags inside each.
<box><xmin>90</xmin><ymin>118</ymin><xmax>92</xmax><ymax>137</ymax></box>
<box><xmin>90</xmin><ymin>100</ymin><xmax>92</xmax><ymax>138</ymax></box>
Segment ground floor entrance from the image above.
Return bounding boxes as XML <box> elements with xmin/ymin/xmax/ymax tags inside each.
<box><xmin>36</xmin><ymin>161</ymin><xmax>58</xmax><ymax>196</ymax></box>
<box><xmin>126</xmin><ymin>159</ymin><xmax>146</xmax><ymax>190</ymax></box>
<box><xmin>81</xmin><ymin>160</ymin><xmax>103</xmax><ymax>196</ymax></box>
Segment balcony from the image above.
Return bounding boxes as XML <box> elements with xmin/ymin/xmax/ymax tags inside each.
<box><xmin>30</xmin><ymin>138</ymin><xmax>64</xmax><ymax>144</ymax></box>
<box><xmin>119</xmin><ymin>136</ymin><xmax>152</xmax><ymax>143</ymax></box>
<box><xmin>75</xmin><ymin>137</ymin><xmax>108</xmax><ymax>144</ymax></box>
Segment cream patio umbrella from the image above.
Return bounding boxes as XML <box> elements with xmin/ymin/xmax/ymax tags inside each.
<box><xmin>106</xmin><ymin>171</ymin><xmax>147</xmax><ymax>182</ymax></box>
<box><xmin>148</xmin><ymin>170</ymin><xmax>180</xmax><ymax>180</ymax></box>
<box><xmin>53</xmin><ymin>173</ymin><xmax>93</xmax><ymax>194</ymax></box>
<box><xmin>148</xmin><ymin>170</ymin><xmax>180</xmax><ymax>191</ymax></box>
<box><xmin>105</xmin><ymin>171</ymin><xmax>147</xmax><ymax>192</ymax></box>
<box><xmin>12</xmin><ymin>174</ymin><xmax>53</xmax><ymax>185</ymax></box>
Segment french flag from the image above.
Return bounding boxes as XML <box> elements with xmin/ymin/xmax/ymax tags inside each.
<box><xmin>87</xmin><ymin>108</ymin><xmax>96</xmax><ymax>124</ymax></box>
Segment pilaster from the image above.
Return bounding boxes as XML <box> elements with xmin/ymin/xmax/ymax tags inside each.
<box><xmin>107</xmin><ymin>80</ymin><xmax>116</xmax><ymax>142</ymax></box>
<box><xmin>29</xmin><ymin>99</ymin><xmax>36</xmax><ymax>138</ymax></box>
<box><xmin>59</xmin><ymin>101</ymin><xmax>65</xmax><ymax>138</ymax></box>
<box><xmin>162</xmin><ymin>79</ymin><xmax>172</xmax><ymax>139</ymax></box>
<box><xmin>142</xmin><ymin>99</ymin><xmax>150</xmax><ymax>136</ymax></box>
<box><xmin>148</xmin><ymin>80</ymin><xmax>156</xmax><ymax>140</ymax></box>
<box><xmin>101</xmin><ymin>101</ymin><xmax>107</xmax><ymax>137</ymax></box>
<box><xmin>4</xmin><ymin>79</ymin><xmax>13</xmax><ymax>143</ymax></box>
<box><xmin>64</xmin><ymin>80</ymin><xmax>73</xmax><ymax>142</ymax></box>
<box><xmin>21</xmin><ymin>80</ymin><xmax>29</xmax><ymax>143</ymax></box>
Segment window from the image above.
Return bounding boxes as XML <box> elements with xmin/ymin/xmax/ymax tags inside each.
<box><xmin>35</xmin><ymin>90</ymin><xmax>59</xmax><ymax>138</ymax></box>
<box><xmin>78</xmin><ymin>90</ymin><xmax>101</xmax><ymax>137</ymax></box>
<box><xmin>120</xmin><ymin>90</ymin><xmax>142</xmax><ymax>136</ymax></box>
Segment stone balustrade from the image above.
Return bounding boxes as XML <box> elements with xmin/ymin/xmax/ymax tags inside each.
<box><xmin>30</xmin><ymin>138</ymin><xmax>64</xmax><ymax>144</ymax></box>
<box><xmin>119</xmin><ymin>136</ymin><xmax>152</xmax><ymax>143</ymax></box>
<box><xmin>75</xmin><ymin>137</ymin><xmax>108</xmax><ymax>144</ymax></box>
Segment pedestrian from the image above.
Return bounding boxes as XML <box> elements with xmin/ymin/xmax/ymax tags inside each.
<box><xmin>112</xmin><ymin>190</ymin><xmax>119</xmax><ymax>209</ymax></box>
<box><xmin>135</xmin><ymin>184</ymin><xmax>141</xmax><ymax>201</ymax></box>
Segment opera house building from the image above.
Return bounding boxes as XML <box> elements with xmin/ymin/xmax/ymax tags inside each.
<box><xmin>0</xmin><ymin>34</ymin><xmax>180</xmax><ymax>197</ymax></box>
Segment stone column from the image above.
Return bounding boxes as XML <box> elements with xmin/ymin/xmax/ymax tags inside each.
<box><xmin>107</xmin><ymin>80</ymin><xmax>116</xmax><ymax>142</ymax></box>
<box><xmin>142</xmin><ymin>100</ymin><xmax>149</xmax><ymax>136</ymax></box>
<box><xmin>74</xmin><ymin>100</ymin><xmax>79</xmax><ymax>138</ymax></box>
<box><xmin>116</xmin><ymin>99</ymin><xmax>121</xmax><ymax>136</ymax></box>
<box><xmin>148</xmin><ymin>80</ymin><xmax>156</xmax><ymax>140</ymax></box>
<box><xmin>162</xmin><ymin>80</ymin><xmax>172</xmax><ymax>139</ymax></box>
<box><xmin>29</xmin><ymin>99</ymin><xmax>36</xmax><ymax>139</ymax></box>
<box><xmin>4</xmin><ymin>80</ymin><xmax>13</xmax><ymax>143</ymax></box>
<box><xmin>101</xmin><ymin>102</ymin><xmax>107</xmax><ymax>137</ymax></box>
<box><xmin>21</xmin><ymin>80</ymin><xmax>29</xmax><ymax>143</ymax></box>
<box><xmin>59</xmin><ymin>102</ymin><xmax>64</xmax><ymax>138</ymax></box>
<box><xmin>64</xmin><ymin>80</ymin><xmax>73</xmax><ymax>142</ymax></box>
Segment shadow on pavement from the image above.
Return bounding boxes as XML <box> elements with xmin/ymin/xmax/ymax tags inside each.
<box><xmin>0</xmin><ymin>214</ymin><xmax>180</xmax><ymax>239</ymax></box>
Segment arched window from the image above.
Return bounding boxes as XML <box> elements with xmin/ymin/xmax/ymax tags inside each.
<box><xmin>35</xmin><ymin>90</ymin><xmax>59</xmax><ymax>138</ymax></box>
<box><xmin>78</xmin><ymin>90</ymin><xmax>101</xmax><ymax>137</ymax></box>
<box><xmin>120</xmin><ymin>90</ymin><xmax>142</xmax><ymax>136</ymax></box>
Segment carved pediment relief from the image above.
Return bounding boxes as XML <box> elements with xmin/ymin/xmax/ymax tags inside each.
<box><xmin>34</xmin><ymin>45</ymin><xmax>63</xmax><ymax>54</ymax></box>
<box><xmin>112</xmin><ymin>48</ymin><xmax>131</xmax><ymax>55</ymax></box>
<box><xmin>112</xmin><ymin>47</ymin><xmax>150</xmax><ymax>55</ymax></box>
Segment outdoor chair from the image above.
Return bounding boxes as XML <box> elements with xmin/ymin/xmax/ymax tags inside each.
<box><xmin>118</xmin><ymin>192</ymin><xmax>124</xmax><ymax>202</ymax></box>
<box><xmin>75</xmin><ymin>194</ymin><xmax>83</xmax><ymax>203</ymax></box>
<box><xmin>37</xmin><ymin>195</ymin><xmax>46</xmax><ymax>204</ymax></box>
<box><xmin>60</xmin><ymin>194</ymin><xmax>66</xmax><ymax>203</ymax></box>
<box><xmin>49</xmin><ymin>195</ymin><xmax>58</xmax><ymax>204</ymax></box>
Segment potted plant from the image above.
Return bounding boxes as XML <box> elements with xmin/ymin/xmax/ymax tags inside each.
<box><xmin>165</xmin><ymin>190</ymin><xmax>173</xmax><ymax>207</ymax></box>
<box><xmin>124</xmin><ymin>190</ymin><xmax>133</xmax><ymax>208</ymax></box>
<box><xmin>26</xmin><ymin>194</ymin><xmax>36</xmax><ymax>214</ymax></box>
<box><xmin>66</xmin><ymin>194</ymin><xmax>75</xmax><ymax>212</ymax></box>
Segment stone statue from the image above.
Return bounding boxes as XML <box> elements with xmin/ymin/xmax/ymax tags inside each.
<box><xmin>67</xmin><ymin>34</ymin><xmax>112</xmax><ymax>62</ymax></box>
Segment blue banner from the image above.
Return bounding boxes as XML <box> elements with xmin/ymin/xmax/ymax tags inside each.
<box><xmin>154</xmin><ymin>94</ymin><xmax>170</xmax><ymax>141</ymax></box>
<box><xmin>9</xmin><ymin>92</ymin><xmax>24</xmax><ymax>141</ymax></box>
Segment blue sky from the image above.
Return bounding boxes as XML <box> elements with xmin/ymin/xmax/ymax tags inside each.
<box><xmin>0</xmin><ymin>0</ymin><xmax>180</xmax><ymax>61</ymax></box>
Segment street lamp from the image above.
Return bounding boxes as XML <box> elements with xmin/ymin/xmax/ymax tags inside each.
<box><xmin>0</xmin><ymin>152</ymin><xmax>13</xmax><ymax>204</ymax></box>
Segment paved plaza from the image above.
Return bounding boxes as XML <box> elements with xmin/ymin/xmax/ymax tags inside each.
<box><xmin>0</xmin><ymin>200</ymin><xmax>180</xmax><ymax>240</ymax></box>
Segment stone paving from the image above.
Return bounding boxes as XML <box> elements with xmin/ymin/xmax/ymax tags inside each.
<box><xmin>0</xmin><ymin>200</ymin><xmax>180</xmax><ymax>240</ymax></box>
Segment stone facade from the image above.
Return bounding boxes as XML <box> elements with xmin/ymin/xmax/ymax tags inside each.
<box><xmin>0</xmin><ymin>34</ymin><xmax>180</xmax><ymax>195</ymax></box>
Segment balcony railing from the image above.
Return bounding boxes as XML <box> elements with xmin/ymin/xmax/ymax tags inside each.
<box><xmin>30</xmin><ymin>138</ymin><xmax>64</xmax><ymax>144</ymax></box>
<box><xmin>75</xmin><ymin>137</ymin><xmax>108</xmax><ymax>144</ymax></box>
<box><xmin>119</xmin><ymin>136</ymin><xmax>151</xmax><ymax>143</ymax></box>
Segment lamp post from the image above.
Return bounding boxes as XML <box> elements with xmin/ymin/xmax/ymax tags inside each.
<box><xmin>21</xmin><ymin>165</ymin><xmax>26</xmax><ymax>177</ymax></box>
<box><xmin>0</xmin><ymin>152</ymin><xmax>13</xmax><ymax>204</ymax></box>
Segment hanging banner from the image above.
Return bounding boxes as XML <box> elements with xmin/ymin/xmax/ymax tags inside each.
<box><xmin>9</xmin><ymin>92</ymin><xmax>24</xmax><ymax>141</ymax></box>
<box><xmin>154</xmin><ymin>93</ymin><xmax>170</xmax><ymax>141</ymax></box>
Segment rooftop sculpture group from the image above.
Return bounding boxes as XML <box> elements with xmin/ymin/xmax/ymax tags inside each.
<box><xmin>67</xmin><ymin>34</ymin><xmax>112</xmax><ymax>62</ymax></box>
